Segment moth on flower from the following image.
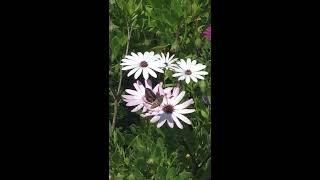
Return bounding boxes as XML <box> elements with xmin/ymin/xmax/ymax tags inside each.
<box><xmin>122</xmin><ymin>79</ymin><xmax>173</xmax><ymax>114</ymax></box>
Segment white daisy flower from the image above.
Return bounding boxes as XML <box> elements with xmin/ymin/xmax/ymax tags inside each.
<box><xmin>144</xmin><ymin>88</ymin><xmax>195</xmax><ymax>129</ymax></box>
<box><xmin>172</xmin><ymin>58</ymin><xmax>208</xmax><ymax>84</ymax></box>
<box><xmin>159</xmin><ymin>52</ymin><xmax>178</xmax><ymax>71</ymax></box>
<box><xmin>120</xmin><ymin>51</ymin><xmax>165</xmax><ymax>79</ymax></box>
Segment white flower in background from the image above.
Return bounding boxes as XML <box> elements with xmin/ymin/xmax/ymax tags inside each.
<box><xmin>143</xmin><ymin>88</ymin><xmax>195</xmax><ymax>129</ymax></box>
<box><xmin>120</xmin><ymin>52</ymin><xmax>165</xmax><ymax>79</ymax></box>
<box><xmin>159</xmin><ymin>52</ymin><xmax>178</xmax><ymax>71</ymax></box>
<box><xmin>122</xmin><ymin>80</ymin><xmax>172</xmax><ymax>113</ymax></box>
<box><xmin>172</xmin><ymin>58</ymin><xmax>208</xmax><ymax>84</ymax></box>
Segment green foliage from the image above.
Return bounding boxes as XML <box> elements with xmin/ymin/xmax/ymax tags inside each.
<box><xmin>109</xmin><ymin>0</ymin><xmax>211</xmax><ymax>179</ymax></box>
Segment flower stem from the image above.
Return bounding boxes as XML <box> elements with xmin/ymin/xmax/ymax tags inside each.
<box><xmin>182</xmin><ymin>138</ymin><xmax>198</xmax><ymax>175</ymax></box>
<box><xmin>111</xmin><ymin>22</ymin><xmax>133</xmax><ymax>129</ymax></box>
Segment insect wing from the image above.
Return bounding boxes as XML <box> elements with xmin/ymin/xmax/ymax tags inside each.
<box><xmin>145</xmin><ymin>88</ymin><xmax>157</xmax><ymax>102</ymax></box>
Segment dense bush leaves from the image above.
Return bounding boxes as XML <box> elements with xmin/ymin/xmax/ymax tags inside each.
<box><xmin>109</xmin><ymin>0</ymin><xmax>211</xmax><ymax>179</ymax></box>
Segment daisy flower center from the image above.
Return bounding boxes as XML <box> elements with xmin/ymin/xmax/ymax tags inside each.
<box><xmin>185</xmin><ymin>69</ymin><xmax>192</xmax><ymax>75</ymax></box>
<box><xmin>162</xmin><ymin>104</ymin><xmax>174</xmax><ymax>113</ymax></box>
<box><xmin>140</xmin><ymin>61</ymin><xmax>148</xmax><ymax>67</ymax></box>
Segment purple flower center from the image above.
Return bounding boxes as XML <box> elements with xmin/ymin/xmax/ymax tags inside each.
<box><xmin>140</xmin><ymin>61</ymin><xmax>148</xmax><ymax>67</ymax></box>
<box><xmin>185</xmin><ymin>70</ymin><xmax>192</xmax><ymax>75</ymax></box>
<box><xmin>163</xmin><ymin>104</ymin><xmax>174</xmax><ymax>113</ymax></box>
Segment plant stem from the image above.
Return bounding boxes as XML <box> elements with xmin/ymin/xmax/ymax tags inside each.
<box><xmin>182</xmin><ymin>138</ymin><xmax>198</xmax><ymax>175</ymax></box>
<box><xmin>111</xmin><ymin>23</ymin><xmax>133</xmax><ymax>129</ymax></box>
<box><xmin>198</xmin><ymin>154</ymin><xmax>211</xmax><ymax>169</ymax></box>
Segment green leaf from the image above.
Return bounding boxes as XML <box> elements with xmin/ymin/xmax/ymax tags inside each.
<box><xmin>178</xmin><ymin>171</ymin><xmax>193</xmax><ymax>180</ymax></box>
<box><xmin>195</xmin><ymin>38</ymin><xmax>202</xmax><ymax>48</ymax></box>
<box><xmin>136</xmin><ymin>158</ymin><xmax>147</xmax><ymax>172</ymax></box>
<box><xmin>199</xmin><ymin>80</ymin><xmax>206</xmax><ymax>93</ymax></box>
<box><xmin>150</xmin><ymin>0</ymin><xmax>162</xmax><ymax>9</ymax></box>
<box><xmin>155</xmin><ymin>166</ymin><xmax>166</xmax><ymax>180</ymax></box>
<box><xmin>201</xmin><ymin>110</ymin><xmax>209</xmax><ymax>119</ymax></box>
<box><xmin>124</xmin><ymin>134</ymin><xmax>135</xmax><ymax>145</ymax></box>
<box><xmin>111</xmin><ymin>151</ymin><xmax>121</xmax><ymax>164</ymax></box>
<box><xmin>151</xmin><ymin>44</ymin><xmax>170</xmax><ymax>52</ymax></box>
<box><xmin>115</xmin><ymin>173</ymin><xmax>125</xmax><ymax>179</ymax></box>
<box><xmin>132</xmin><ymin>169</ymin><xmax>144</xmax><ymax>179</ymax></box>
<box><xmin>166</xmin><ymin>167</ymin><xmax>177</xmax><ymax>179</ymax></box>
<box><xmin>129</xmin><ymin>125</ymin><xmax>137</xmax><ymax>134</ymax></box>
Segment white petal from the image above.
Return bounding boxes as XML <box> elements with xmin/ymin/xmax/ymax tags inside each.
<box><xmin>172</xmin><ymin>87</ymin><xmax>180</xmax><ymax>97</ymax></box>
<box><xmin>122</xmin><ymin>95</ymin><xmax>140</xmax><ymax>100</ymax></box>
<box><xmin>131</xmin><ymin>52</ymin><xmax>138</xmax><ymax>57</ymax></box>
<box><xmin>192</xmin><ymin>74</ymin><xmax>205</xmax><ymax>80</ymax></box>
<box><xmin>158</xmin><ymin>83</ymin><xmax>164</xmax><ymax>95</ymax></box>
<box><xmin>146</xmin><ymin>67</ymin><xmax>157</xmax><ymax>78</ymax></box>
<box><xmin>172</xmin><ymin>72</ymin><xmax>184</xmax><ymax>77</ymax></box>
<box><xmin>120</xmin><ymin>62</ymin><xmax>137</xmax><ymax>66</ymax></box>
<box><xmin>178</xmin><ymin>59</ymin><xmax>187</xmax><ymax>69</ymax></box>
<box><xmin>131</xmin><ymin>104</ymin><xmax>144</xmax><ymax>112</ymax></box>
<box><xmin>160</xmin><ymin>52</ymin><xmax>165</xmax><ymax>59</ymax></box>
<box><xmin>174</xmin><ymin>99</ymin><xmax>194</xmax><ymax>110</ymax></box>
<box><xmin>193</xmin><ymin>71</ymin><xmax>208</xmax><ymax>75</ymax></box>
<box><xmin>157</xmin><ymin>117</ymin><xmax>166</xmax><ymax>128</ymax></box>
<box><xmin>190</xmin><ymin>75</ymin><xmax>198</xmax><ymax>82</ymax></box>
<box><xmin>133</xmin><ymin>82</ymin><xmax>142</xmax><ymax>92</ymax></box>
<box><xmin>173</xmin><ymin>91</ymin><xmax>185</xmax><ymax>106</ymax></box>
<box><xmin>163</xmin><ymin>87</ymin><xmax>173</xmax><ymax>96</ymax></box>
<box><xmin>134</xmin><ymin>68</ymin><xmax>143</xmax><ymax>79</ymax></box>
<box><xmin>149</xmin><ymin>64</ymin><xmax>164</xmax><ymax>73</ymax></box>
<box><xmin>172</xmin><ymin>113</ymin><xmax>183</xmax><ymax>129</ymax></box>
<box><xmin>125</xmin><ymin>89</ymin><xmax>139</xmax><ymax>96</ymax></box>
<box><xmin>187</xmin><ymin>58</ymin><xmax>192</xmax><ymax>69</ymax></box>
<box><xmin>191</xmin><ymin>64</ymin><xmax>206</xmax><ymax>71</ymax></box>
<box><xmin>173</xmin><ymin>112</ymin><xmax>192</xmax><ymax>125</ymax></box>
<box><xmin>192</xmin><ymin>60</ymin><xmax>197</xmax><ymax>66</ymax></box>
<box><xmin>127</xmin><ymin>67</ymin><xmax>140</xmax><ymax>77</ymax></box>
<box><xmin>186</xmin><ymin>76</ymin><xmax>190</xmax><ymax>84</ymax></box>
<box><xmin>143</xmin><ymin>69</ymin><xmax>149</xmax><ymax>79</ymax></box>
<box><xmin>123</xmin><ymin>55</ymin><xmax>138</xmax><ymax>61</ymax></box>
<box><xmin>146</xmin><ymin>79</ymin><xmax>152</xmax><ymax>85</ymax></box>
<box><xmin>122</xmin><ymin>98</ymin><xmax>131</xmax><ymax>103</ymax></box>
<box><xmin>175</xmin><ymin>109</ymin><xmax>195</xmax><ymax>114</ymax></box>
<box><xmin>178</xmin><ymin>76</ymin><xmax>186</xmax><ymax>81</ymax></box>
<box><xmin>150</xmin><ymin>115</ymin><xmax>161</xmax><ymax>123</ymax></box>
<box><xmin>162</xmin><ymin>96</ymin><xmax>168</xmax><ymax>105</ymax></box>
<box><xmin>138</xmin><ymin>83</ymin><xmax>145</xmax><ymax>94</ymax></box>
<box><xmin>168</xmin><ymin>54</ymin><xmax>175</xmax><ymax>61</ymax></box>
<box><xmin>167</xmin><ymin>115</ymin><xmax>174</xmax><ymax>128</ymax></box>
<box><xmin>153</xmin><ymin>61</ymin><xmax>166</xmax><ymax>68</ymax></box>
<box><xmin>126</xmin><ymin>100</ymin><xmax>142</xmax><ymax>106</ymax></box>
<box><xmin>165</xmin><ymin>52</ymin><xmax>169</xmax><ymax>61</ymax></box>
<box><xmin>142</xmin><ymin>106</ymin><xmax>148</xmax><ymax>113</ymax></box>
<box><xmin>152</xmin><ymin>83</ymin><xmax>160</xmax><ymax>93</ymax></box>
<box><xmin>173</xmin><ymin>67</ymin><xmax>184</xmax><ymax>73</ymax></box>
<box><xmin>122</xmin><ymin>65</ymin><xmax>138</xmax><ymax>71</ymax></box>
<box><xmin>121</xmin><ymin>58</ymin><xmax>138</xmax><ymax>64</ymax></box>
<box><xmin>169</xmin><ymin>58</ymin><xmax>178</xmax><ymax>65</ymax></box>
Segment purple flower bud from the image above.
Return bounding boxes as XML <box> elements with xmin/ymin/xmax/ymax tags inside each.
<box><xmin>203</xmin><ymin>26</ymin><xmax>211</xmax><ymax>41</ymax></box>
